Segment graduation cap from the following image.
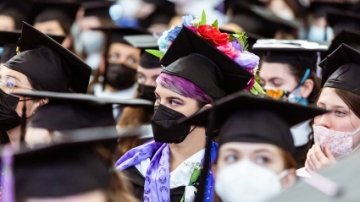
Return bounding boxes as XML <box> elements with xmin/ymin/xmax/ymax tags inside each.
<box><xmin>268</xmin><ymin>151</ymin><xmax>360</xmax><ymax>202</ymax></box>
<box><xmin>27</xmin><ymin>0</ymin><xmax>80</xmax><ymax>34</ymax></box>
<box><xmin>3</xmin><ymin>22</ymin><xmax>91</xmax><ymax>93</ymax></box>
<box><xmin>325</xmin><ymin>29</ymin><xmax>360</xmax><ymax>57</ymax></box>
<box><xmin>8</xmin><ymin>125</ymin><xmax>140</xmax><ymax>200</ymax></box>
<box><xmin>253</xmin><ymin>39</ymin><xmax>328</xmax><ymax>72</ymax></box>
<box><xmin>327</xmin><ymin>10</ymin><xmax>360</xmax><ymax>35</ymax></box>
<box><xmin>139</xmin><ymin>51</ymin><xmax>161</xmax><ymax>69</ymax></box>
<box><xmin>82</xmin><ymin>1</ymin><xmax>114</xmax><ymax>19</ymax></box>
<box><xmin>308</xmin><ymin>1</ymin><xmax>350</xmax><ymax>18</ymax></box>
<box><xmin>160</xmin><ymin>26</ymin><xmax>253</xmax><ymax>100</ymax></box>
<box><xmin>0</xmin><ymin>30</ymin><xmax>65</xmax><ymax>63</ymax></box>
<box><xmin>319</xmin><ymin>43</ymin><xmax>360</xmax><ymax>96</ymax></box>
<box><xmin>190</xmin><ymin>92</ymin><xmax>327</xmax><ymax>202</ymax></box>
<box><xmin>13</xmin><ymin>90</ymin><xmax>153</xmax><ymax>131</ymax></box>
<box><xmin>225</xmin><ymin>2</ymin><xmax>299</xmax><ymax>38</ymax></box>
<box><xmin>178</xmin><ymin>92</ymin><xmax>327</xmax><ymax>150</ymax></box>
<box><xmin>123</xmin><ymin>34</ymin><xmax>158</xmax><ymax>50</ymax></box>
<box><xmin>96</xmin><ymin>27</ymin><xmax>149</xmax><ymax>47</ymax></box>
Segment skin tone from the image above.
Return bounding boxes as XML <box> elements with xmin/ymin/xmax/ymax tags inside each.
<box><xmin>26</xmin><ymin>190</ymin><xmax>107</xmax><ymax>202</ymax></box>
<box><xmin>137</xmin><ymin>66</ymin><xmax>162</xmax><ymax>86</ymax></box>
<box><xmin>25</xmin><ymin>127</ymin><xmax>52</xmax><ymax>147</ymax></box>
<box><xmin>214</xmin><ymin>142</ymin><xmax>296</xmax><ymax>189</ymax></box>
<box><xmin>305</xmin><ymin>87</ymin><xmax>360</xmax><ymax>171</ymax></box>
<box><xmin>260</xmin><ymin>62</ymin><xmax>314</xmax><ymax>99</ymax></box>
<box><xmin>154</xmin><ymin>85</ymin><xmax>211</xmax><ymax>171</ymax></box>
<box><xmin>0</xmin><ymin>15</ymin><xmax>15</xmax><ymax>31</ymax></box>
<box><xmin>0</xmin><ymin>65</ymin><xmax>46</xmax><ymax>147</ymax></box>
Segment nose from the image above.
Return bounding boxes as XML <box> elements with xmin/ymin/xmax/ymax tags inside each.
<box><xmin>314</xmin><ymin>112</ymin><xmax>332</xmax><ymax>128</ymax></box>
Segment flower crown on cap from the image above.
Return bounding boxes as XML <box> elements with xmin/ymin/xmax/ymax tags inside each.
<box><xmin>148</xmin><ymin>11</ymin><xmax>265</xmax><ymax>95</ymax></box>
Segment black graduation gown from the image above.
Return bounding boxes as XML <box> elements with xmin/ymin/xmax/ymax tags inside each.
<box><xmin>122</xmin><ymin>166</ymin><xmax>185</xmax><ymax>202</ymax></box>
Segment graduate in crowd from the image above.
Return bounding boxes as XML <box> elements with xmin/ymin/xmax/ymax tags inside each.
<box><xmin>301</xmin><ymin>44</ymin><xmax>360</xmax><ymax>176</ymax></box>
<box><xmin>27</xmin><ymin>0</ymin><xmax>80</xmax><ymax>51</ymax></box>
<box><xmin>92</xmin><ymin>27</ymin><xmax>148</xmax><ymax>102</ymax></box>
<box><xmin>253</xmin><ymin>40</ymin><xmax>326</xmax><ymax>167</ymax></box>
<box><xmin>0</xmin><ymin>127</ymin><xmax>138</xmax><ymax>202</ymax></box>
<box><xmin>0</xmin><ymin>0</ymin><xmax>30</xmax><ymax>31</ymax></box>
<box><xmin>178</xmin><ymin>92</ymin><xmax>326</xmax><ymax>202</ymax></box>
<box><xmin>0</xmin><ymin>22</ymin><xmax>91</xmax><ymax>147</ymax></box>
<box><xmin>115</xmin><ymin>14</ymin><xmax>260</xmax><ymax>201</ymax></box>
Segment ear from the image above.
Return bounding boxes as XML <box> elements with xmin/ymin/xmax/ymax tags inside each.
<box><xmin>62</xmin><ymin>36</ymin><xmax>73</xmax><ymax>50</ymax></box>
<box><xmin>27</xmin><ymin>98</ymin><xmax>49</xmax><ymax>118</ymax></box>
<box><xmin>280</xmin><ymin>168</ymin><xmax>297</xmax><ymax>189</ymax></box>
<box><xmin>300</xmin><ymin>79</ymin><xmax>314</xmax><ymax>99</ymax></box>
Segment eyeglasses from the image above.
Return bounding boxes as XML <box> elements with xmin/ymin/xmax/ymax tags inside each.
<box><xmin>0</xmin><ymin>76</ymin><xmax>33</xmax><ymax>94</ymax></box>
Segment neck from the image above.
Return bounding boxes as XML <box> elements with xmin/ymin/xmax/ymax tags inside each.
<box><xmin>7</xmin><ymin>126</ymin><xmax>21</xmax><ymax>148</ymax></box>
<box><xmin>169</xmin><ymin>126</ymin><xmax>206</xmax><ymax>171</ymax></box>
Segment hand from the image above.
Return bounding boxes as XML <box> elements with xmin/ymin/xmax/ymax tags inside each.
<box><xmin>305</xmin><ymin>144</ymin><xmax>336</xmax><ymax>172</ymax></box>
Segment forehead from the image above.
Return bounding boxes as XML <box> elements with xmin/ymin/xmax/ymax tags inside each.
<box><xmin>109</xmin><ymin>43</ymin><xmax>140</xmax><ymax>54</ymax></box>
<box><xmin>137</xmin><ymin>66</ymin><xmax>162</xmax><ymax>75</ymax></box>
<box><xmin>318</xmin><ymin>87</ymin><xmax>348</xmax><ymax>107</ymax></box>
<box><xmin>260</xmin><ymin>61</ymin><xmax>292</xmax><ymax>77</ymax></box>
<box><xmin>220</xmin><ymin>142</ymin><xmax>281</xmax><ymax>154</ymax></box>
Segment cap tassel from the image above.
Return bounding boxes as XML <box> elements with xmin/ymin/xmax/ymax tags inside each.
<box><xmin>1</xmin><ymin>145</ymin><xmax>15</xmax><ymax>202</ymax></box>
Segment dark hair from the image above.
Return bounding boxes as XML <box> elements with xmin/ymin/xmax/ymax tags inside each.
<box><xmin>279</xmin><ymin>149</ymin><xmax>297</xmax><ymax>169</ymax></box>
<box><xmin>287</xmin><ymin>65</ymin><xmax>321</xmax><ymax>104</ymax></box>
<box><xmin>335</xmin><ymin>88</ymin><xmax>360</xmax><ymax>118</ymax></box>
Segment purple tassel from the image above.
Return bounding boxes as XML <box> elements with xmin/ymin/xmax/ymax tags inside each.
<box><xmin>1</xmin><ymin>146</ymin><xmax>14</xmax><ymax>202</ymax></box>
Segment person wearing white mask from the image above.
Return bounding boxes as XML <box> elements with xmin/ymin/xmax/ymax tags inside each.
<box><xmin>178</xmin><ymin>93</ymin><xmax>326</xmax><ymax>202</ymax></box>
<box><xmin>303</xmin><ymin>44</ymin><xmax>360</xmax><ymax>175</ymax></box>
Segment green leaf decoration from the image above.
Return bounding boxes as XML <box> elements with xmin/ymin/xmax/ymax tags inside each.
<box><xmin>233</xmin><ymin>32</ymin><xmax>249</xmax><ymax>51</ymax></box>
<box><xmin>200</xmin><ymin>10</ymin><xmax>207</xmax><ymax>25</ymax></box>
<box><xmin>146</xmin><ymin>49</ymin><xmax>165</xmax><ymax>59</ymax></box>
<box><xmin>212</xmin><ymin>19</ymin><xmax>219</xmax><ymax>29</ymax></box>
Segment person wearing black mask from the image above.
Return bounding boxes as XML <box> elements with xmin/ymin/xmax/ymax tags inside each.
<box><xmin>114</xmin><ymin>21</ymin><xmax>259</xmax><ymax>201</ymax></box>
<box><xmin>0</xmin><ymin>22</ymin><xmax>91</xmax><ymax>147</ymax></box>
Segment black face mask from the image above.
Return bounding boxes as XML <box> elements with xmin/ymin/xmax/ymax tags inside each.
<box><xmin>0</xmin><ymin>89</ymin><xmax>21</xmax><ymax>131</ymax></box>
<box><xmin>105</xmin><ymin>63</ymin><xmax>137</xmax><ymax>90</ymax></box>
<box><xmin>151</xmin><ymin>104</ymin><xmax>195</xmax><ymax>143</ymax></box>
<box><xmin>137</xmin><ymin>84</ymin><xmax>156</xmax><ymax>102</ymax></box>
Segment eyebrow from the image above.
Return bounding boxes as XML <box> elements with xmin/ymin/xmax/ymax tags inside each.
<box><xmin>6</xmin><ymin>75</ymin><xmax>21</xmax><ymax>82</ymax></box>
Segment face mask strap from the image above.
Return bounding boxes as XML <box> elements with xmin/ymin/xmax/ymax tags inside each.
<box><xmin>293</xmin><ymin>68</ymin><xmax>311</xmax><ymax>91</ymax></box>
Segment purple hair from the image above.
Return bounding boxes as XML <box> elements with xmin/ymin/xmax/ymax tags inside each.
<box><xmin>156</xmin><ymin>72</ymin><xmax>213</xmax><ymax>104</ymax></box>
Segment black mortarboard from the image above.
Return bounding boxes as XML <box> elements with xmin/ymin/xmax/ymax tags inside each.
<box><xmin>96</xmin><ymin>27</ymin><xmax>149</xmax><ymax>47</ymax></box>
<box><xmin>269</xmin><ymin>151</ymin><xmax>360</xmax><ymax>202</ymax></box>
<box><xmin>27</xmin><ymin>0</ymin><xmax>80</xmax><ymax>34</ymax></box>
<box><xmin>325</xmin><ymin>29</ymin><xmax>360</xmax><ymax>57</ymax></box>
<box><xmin>308</xmin><ymin>1</ymin><xmax>350</xmax><ymax>18</ymax></box>
<box><xmin>13</xmin><ymin>90</ymin><xmax>153</xmax><ymax>131</ymax></box>
<box><xmin>82</xmin><ymin>1</ymin><xmax>114</xmax><ymax>19</ymax></box>
<box><xmin>3</xmin><ymin>22</ymin><xmax>91</xmax><ymax>93</ymax></box>
<box><xmin>327</xmin><ymin>10</ymin><xmax>360</xmax><ymax>35</ymax></box>
<box><xmin>319</xmin><ymin>43</ymin><xmax>360</xmax><ymax>96</ymax></box>
<box><xmin>0</xmin><ymin>30</ymin><xmax>65</xmax><ymax>63</ymax></box>
<box><xmin>225</xmin><ymin>2</ymin><xmax>299</xmax><ymax>38</ymax></box>
<box><xmin>179</xmin><ymin>92</ymin><xmax>327</xmax><ymax>152</ymax></box>
<box><xmin>160</xmin><ymin>26</ymin><xmax>253</xmax><ymax>100</ymax></box>
<box><xmin>253</xmin><ymin>39</ymin><xmax>328</xmax><ymax>71</ymax></box>
<box><xmin>139</xmin><ymin>51</ymin><xmax>161</xmax><ymax>69</ymax></box>
<box><xmin>10</xmin><ymin>126</ymin><xmax>139</xmax><ymax>200</ymax></box>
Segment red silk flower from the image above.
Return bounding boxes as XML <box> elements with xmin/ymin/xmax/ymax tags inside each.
<box><xmin>197</xmin><ymin>25</ymin><xmax>229</xmax><ymax>46</ymax></box>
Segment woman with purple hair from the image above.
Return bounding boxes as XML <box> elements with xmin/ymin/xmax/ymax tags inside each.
<box><xmin>115</xmin><ymin>25</ymin><xmax>258</xmax><ymax>202</ymax></box>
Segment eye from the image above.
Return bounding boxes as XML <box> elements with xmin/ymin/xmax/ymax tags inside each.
<box><xmin>254</xmin><ymin>155</ymin><xmax>271</xmax><ymax>166</ymax></box>
<box><xmin>5</xmin><ymin>77</ymin><xmax>16</xmax><ymax>88</ymax></box>
<box><xmin>334</xmin><ymin>110</ymin><xmax>347</xmax><ymax>118</ymax></box>
<box><xmin>169</xmin><ymin>98</ymin><xmax>182</xmax><ymax>106</ymax></box>
<box><xmin>108</xmin><ymin>53</ymin><xmax>120</xmax><ymax>63</ymax></box>
<box><xmin>224</xmin><ymin>154</ymin><xmax>239</xmax><ymax>164</ymax></box>
<box><xmin>127</xmin><ymin>56</ymin><xmax>137</xmax><ymax>66</ymax></box>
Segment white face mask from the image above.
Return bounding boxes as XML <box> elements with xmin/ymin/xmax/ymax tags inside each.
<box><xmin>313</xmin><ymin>125</ymin><xmax>360</xmax><ymax>159</ymax></box>
<box><xmin>215</xmin><ymin>159</ymin><xmax>287</xmax><ymax>202</ymax></box>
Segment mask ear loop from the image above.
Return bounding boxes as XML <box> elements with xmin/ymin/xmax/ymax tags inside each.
<box><xmin>351</xmin><ymin>127</ymin><xmax>360</xmax><ymax>152</ymax></box>
<box><xmin>288</xmin><ymin>68</ymin><xmax>311</xmax><ymax>98</ymax></box>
